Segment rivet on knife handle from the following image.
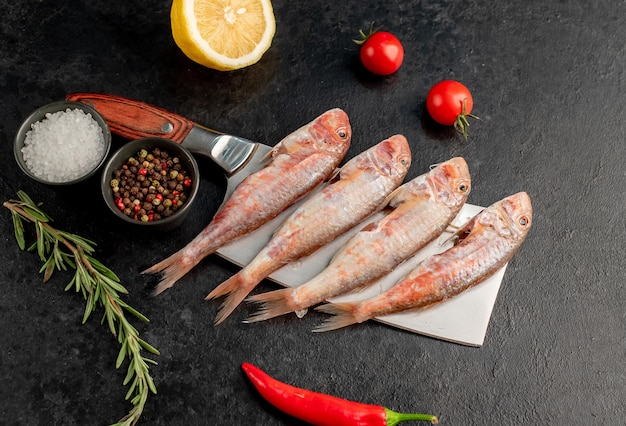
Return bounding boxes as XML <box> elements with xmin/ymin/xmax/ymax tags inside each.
<box><xmin>66</xmin><ymin>92</ymin><xmax>194</xmax><ymax>143</ymax></box>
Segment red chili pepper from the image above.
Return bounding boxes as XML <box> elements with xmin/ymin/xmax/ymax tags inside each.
<box><xmin>241</xmin><ymin>363</ymin><xmax>438</xmax><ymax>426</ymax></box>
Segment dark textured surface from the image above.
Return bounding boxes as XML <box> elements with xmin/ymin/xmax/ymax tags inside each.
<box><xmin>1</xmin><ymin>1</ymin><xmax>625</xmax><ymax>425</ymax></box>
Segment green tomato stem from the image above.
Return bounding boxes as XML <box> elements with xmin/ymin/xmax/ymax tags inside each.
<box><xmin>454</xmin><ymin>98</ymin><xmax>480</xmax><ymax>140</ymax></box>
<box><xmin>352</xmin><ymin>21</ymin><xmax>383</xmax><ymax>45</ymax></box>
<box><xmin>385</xmin><ymin>407</ymin><xmax>439</xmax><ymax>425</ymax></box>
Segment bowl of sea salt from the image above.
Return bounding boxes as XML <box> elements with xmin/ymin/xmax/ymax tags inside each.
<box><xmin>14</xmin><ymin>100</ymin><xmax>111</xmax><ymax>185</ymax></box>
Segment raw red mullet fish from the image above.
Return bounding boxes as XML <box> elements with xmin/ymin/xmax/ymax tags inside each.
<box><xmin>143</xmin><ymin>108</ymin><xmax>352</xmax><ymax>295</ymax></box>
<box><xmin>314</xmin><ymin>191</ymin><xmax>533</xmax><ymax>332</ymax></box>
<box><xmin>206</xmin><ymin>135</ymin><xmax>412</xmax><ymax>324</ymax></box>
<box><xmin>245</xmin><ymin>157</ymin><xmax>471</xmax><ymax>323</ymax></box>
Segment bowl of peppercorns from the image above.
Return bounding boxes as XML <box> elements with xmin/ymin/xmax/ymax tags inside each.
<box><xmin>101</xmin><ymin>137</ymin><xmax>200</xmax><ymax>230</ymax></box>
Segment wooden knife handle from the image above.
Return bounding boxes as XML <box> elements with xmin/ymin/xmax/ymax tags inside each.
<box><xmin>66</xmin><ymin>93</ymin><xmax>194</xmax><ymax>143</ymax></box>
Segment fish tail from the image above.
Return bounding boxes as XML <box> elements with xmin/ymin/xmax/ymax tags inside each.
<box><xmin>244</xmin><ymin>288</ymin><xmax>299</xmax><ymax>323</ymax></box>
<box><xmin>206</xmin><ymin>273</ymin><xmax>257</xmax><ymax>325</ymax></box>
<box><xmin>313</xmin><ymin>302</ymin><xmax>361</xmax><ymax>332</ymax></box>
<box><xmin>143</xmin><ymin>249</ymin><xmax>205</xmax><ymax>296</ymax></box>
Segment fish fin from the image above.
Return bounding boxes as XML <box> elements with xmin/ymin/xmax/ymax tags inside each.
<box><xmin>259</xmin><ymin>149</ymin><xmax>273</xmax><ymax>164</ymax></box>
<box><xmin>386</xmin><ymin>181</ymin><xmax>420</xmax><ymax>208</ymax></box>
<box><xmin>143</xmin><ymin>250</ymin><xmax>203</xmax><ymax>296</ymax></box>
<box><xmin>243</xmin><ymin>288</ymin><xmax>298</xmax><ymax>323</ymax></box>
<box><xmin>442</xmin><ymin>214</ymin><xmax>480</xmax><ymax>246</ymax></box>
<box><xmin>272</xmin><ymin>134</ymin><xmax>313</xmax><ymax>157</ymax></box>
<box><xmin>379</xmin><ymin>185</ymin><xmax>404</xmax><ymax>209</ymax></box>
<box><xmin>206</xmin><ymin>273</ymin><xmax>256</xmax><ymax>325</ymax></box>
<box><xmin>327</xmin><ymin>166</ymin><xmax>342</xmax><ymax>183</ymax></box>
<box><xmin>313</xmin><ymin>302</ymin><xmax>360</xmax><ymax>332</ymax></box>
<box><xmin>206</xmin><ymin>272</ymin><xmax>242</xmax><ymax>300</ymax></box>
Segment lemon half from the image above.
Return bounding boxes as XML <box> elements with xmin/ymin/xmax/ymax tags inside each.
<box><xmin>171</xmin><ymin>0</ymin><xmax>276</xmax><ymax>71</ymax></box>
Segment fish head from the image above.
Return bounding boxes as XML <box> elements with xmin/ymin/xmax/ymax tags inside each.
<box><xmin>370</xmin><ymin>134</ymin><xmax>412</xmax><ymax>178</ymax></box>
<box><xmin>272</xmin><ymin>108</ymin><xmax>351</xmax><ymax>161</ymax></box>
<box><xmin>310</xmin><ymin>108</ymin><xmax>352</xmax><ymax>158</ymax></box>
<box><xmin>491</xmin><ymin>191</ymin><xmax>533</xmax><ymax>241</ymax></box>
<box><xmin>428</xmin><ymin>157</ymin><xmax>471</xmax><ymax>207</ymax></box>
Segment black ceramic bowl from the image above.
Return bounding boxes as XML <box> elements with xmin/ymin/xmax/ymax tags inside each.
<box><xmin>101</xmin><ymin>137</ymin><xmax>200</xmax><ymax>231</ymax></box>
<box><xmin>14</xmin><ymin>100</ymin><xmax>111</xmax><ymax>185</ymax></box>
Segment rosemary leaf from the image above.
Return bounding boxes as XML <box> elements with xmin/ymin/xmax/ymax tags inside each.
<box><xmin>142</xmin><ymin>357</ymin><xmax>159</xmax><ymax>367</ymax></box>
<box><xmin>11</xmin><ymin>212</ymin><xmax>26</xmax><ymax>250</ymax></box>
<box><xmin>120</xmin><ymin>303</ymin><xmax>150</xmax><ymax>324</ymax></box>
<box><xmin>76</xmin><ymin>264</ymin><xmax>92</xmax><ymax>298</ymax></box>
<box><xmin>117</xmin><ymin>322</ymin><xmax>126</xmax><ymax>344</ymax></box>
<box><xmin>108</xmin><ymin>306</ymin><xmax>119</xmax><ymax>336</ymax></box>
<box><xmin>36</xmin><ymin>223</ymin><xmax>45</xmax><ymax>261</ymax></box>
<box><xmin>89</xmin><ymin>257</ymin><xmax>121</xmax><ymax>281</ymax></box>
<box><xmin>83</xmin><ymin>291</ymin><xmax>96</xmax><ymax>323</ymax></box>
<box><xmin>129</xmin><ymin>392</ymin><xmax>144</xmax><ymax>407</ymax></box>
<box><xmin>137</xmin><ymin>338</ymin><xmax>160</xmax><ymax>356</ymax></box>
<box><xmin>65</xmin><ymin>276</ymin><xmax>76</xmax><ymax>292</ymax></box>
<box><xmin>53</xmin><ymin>244</ymin><xmax>67</xmax><ymax>271</ymax></box>
<box><xmin>123</xmin><ymin>359</ymin><xmax>136</xmax><ymax>386</ymax></box>
<box><xmin>64</xmin><ymin>253</ymin><xmax>76</xmax><ymax>270</ymax></box>
<box><xmin>73</xmin><ymin>266</ymin><xmax>83</xmax><ymax>293</ymax></box>
<box><xmin>22</xmin><ymin>205</ymin><xmax>50</xmax><ymax>222</ymax></box>
<box><xmin>41</xmin><ymin>256</ymin><xmax>55</xmax><ymax>282</ymax></box>
<box><xmin>59</xmin><ymin>231</ymin><xmax>97</xmax><ymax>253</ymax></box>
<box><xmin>100</xmin><ymin>275</ymin><xmax>130</xmax><ymax>295</ymax></box>
<box><xmin>116</xmin><ymin>340</ymin><xmax>128</xmax><ymax>369</ymax></box>
<box><xmin>124</xmin><ymin>382</ymin><xmax>137</xmax><ymax>402</ymax></box>
<box><xmin>93</xmin><ymin>281</ymin><xmax>102</xmax><ymax>306</ymax></box>
<box><xmin>17</xmin><ymin>190</ymin><xmax>40</xmax><ymax>208</ymax></box>
<box><xmin>124</xmin><ymin>372</ymin><xmax>137</xmax><ymax>399</ymax></box>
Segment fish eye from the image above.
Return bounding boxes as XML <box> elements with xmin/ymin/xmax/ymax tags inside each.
<box><xmin>400</xmin><ymin>158</ymin><xmax>409</xmax><ymax>166</ymax></box>
<box><xmin>336</xmin><ymin>129</ymin><xmax>347</xmax><ymax>139</ymax></box>
<box><xmin>458</xmin><ymin>183</ymin><xmax>469</xmax><ymax>193</ymax></box>
<box><xmin>519</xmin><ymin>215</ymin><xmax>529</xmax><ymax>226</ymax></box>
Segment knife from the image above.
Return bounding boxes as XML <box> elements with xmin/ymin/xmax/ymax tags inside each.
<box><xmin>66</xmin><ymin>92</ymin><xmax>272</xmax><ymax>204</ymax></box>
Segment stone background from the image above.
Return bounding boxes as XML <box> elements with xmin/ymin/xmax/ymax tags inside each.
<box><xmin>1</xmin><ymin>1</ymin><xmax>624</xmax><ymax>425</ymax></box>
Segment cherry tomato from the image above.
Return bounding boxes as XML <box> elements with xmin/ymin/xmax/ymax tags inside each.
<box><xmin>426</xmin><ymin>80</ymin><xmax>478</xmax><ymax>138</ymax></box>
<box><xmin>354</xmin><ymin>24</ymin><xmax>404</xmax><ymax>76</ymax></box>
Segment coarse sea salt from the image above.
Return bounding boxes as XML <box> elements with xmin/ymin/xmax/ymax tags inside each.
<box><xmin>21</xmin><ymin>108</ymin><xmax>106</xmax><ymax>183</ymax></box>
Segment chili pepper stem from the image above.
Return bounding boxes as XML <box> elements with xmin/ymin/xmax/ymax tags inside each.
<box><xmin>384</xmin><ymin>407</ymin><xmax>439</xmax><ymax>425</ymax></box>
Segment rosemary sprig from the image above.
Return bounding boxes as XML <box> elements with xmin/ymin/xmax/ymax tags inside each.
<box><xmin>4</xmin><ymin>190</ymin><xmax>159</xmax><ymax>426</ymax></box>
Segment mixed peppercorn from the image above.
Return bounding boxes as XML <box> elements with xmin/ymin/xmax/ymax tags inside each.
<box><xmin>110</xmin><ymin>147</ymin><xmax>192</xmax><ymax>222</ymax></box>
